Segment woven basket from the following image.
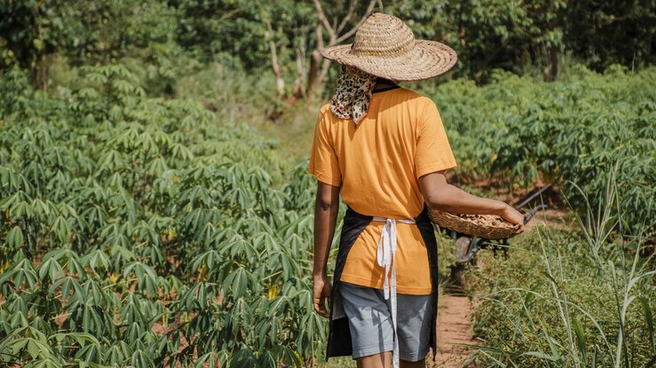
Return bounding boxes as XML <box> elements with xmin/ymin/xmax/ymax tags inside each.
<box><xmin>428</xmin><ymin>208</ymin><xmax>519</xmax><ymax>240</ymax></box>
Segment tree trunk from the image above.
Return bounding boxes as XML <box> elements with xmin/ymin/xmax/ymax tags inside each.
<box><xmin>546</xmin><ymin>46</ymin><xmax>559</xmax><ymax>82</ymax></box>
<box><xmin>292</xmin><ymin>48</ymin><xmax>305</xmax><ymax>100</ymax></box>
<box><xmin>317</xmin><ymin>58</ymin><xmax>332</xmax><ymax>92</ymax></box>
<box><xmin>307</xmin><ymin>49</ymin><xmax>322</xmax><ymax>97</ymax></box>
<box><xmin>306</xmin><ymin>15</ymin><xmax>325</xmax><ymax>98</ymax></box>
<box><xmin>264</xmin><ymin>20</ymin><xmax>285</xmax><ymax>98</ymax></box>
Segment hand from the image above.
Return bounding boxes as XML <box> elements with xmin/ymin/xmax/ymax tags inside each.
<box><xmin>500</xmin><ymin>204</ymin><xmax>525</xmax><ymax>234</ymax></box>
<box><xmin>312</xmin><ymin>275</ymin><xmax>332</xmax><ymax>318</ymax></box>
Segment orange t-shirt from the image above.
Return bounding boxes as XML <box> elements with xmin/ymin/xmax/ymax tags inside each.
<box><xmin>308</xmin><ymin>87</ymin><xmax>457</xmax><ymax>295</ymax></box>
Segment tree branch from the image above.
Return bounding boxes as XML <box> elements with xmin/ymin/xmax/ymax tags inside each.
<box><xmin>336</xmin><ymin>0</ymin><xmax>356</xmax><ymax>35</ymax></box>
<box><xmin>313</xmin><ymin>0</ymin><xmax>335</xmax><ymax>41</ymax></box>
<box><xmin>334</xmin><ymin>0</ymin><xmax>377</xmax><ymax>45</ymax></box>
<box><xmin>219</xmin><ymin>8</ymin><xmax>241</xmax><ymax>20</ymax></box>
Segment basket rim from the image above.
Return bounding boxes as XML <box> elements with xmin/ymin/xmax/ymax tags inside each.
<box><xmin>428</xmin><ymin>208</ymin><xmax>519</xmax><ymax>239</ymax></box>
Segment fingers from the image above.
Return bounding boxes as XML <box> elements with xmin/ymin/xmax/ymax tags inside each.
<box><xmin>313</xmin><ymin>279</ymin><xmax>332</xmax><ymax>318</ymax></box>
<box><xmin>313</xmin><ymin>297</ymin><xmax>330</xmax><ymax>318</ymax></box>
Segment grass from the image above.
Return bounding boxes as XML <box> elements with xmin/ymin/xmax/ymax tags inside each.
<box><xmin>465</xmin><ymin>173</ymin><xmax>656</xmax><ymax>367</ymax></box>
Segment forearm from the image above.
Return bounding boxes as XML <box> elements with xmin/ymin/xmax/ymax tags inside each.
<box><xmin>419</xmin><ymin>171</ymin><xmax>508</xmax><ymax>216</ymax></box>
<box><xmin>429</xmin><ymin>183</ymin><xmax>506</xmax><ymax>215</ymax></box>
<box><xmin>313</xmin><ymin>197</ymin><xmax>339</xmax><ymax>278</ymax></box>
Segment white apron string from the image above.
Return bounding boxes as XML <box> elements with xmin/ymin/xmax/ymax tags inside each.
<box><xmin>372</xmin><ymin>216</ymin><xmax>415</xmax><ymax>368</ymax></box>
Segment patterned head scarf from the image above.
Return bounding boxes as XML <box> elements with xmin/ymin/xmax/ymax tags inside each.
<box><xmin>330</xmin><ymin>65</ymin><xmax>378</xmax><ymax>126</ymax></box>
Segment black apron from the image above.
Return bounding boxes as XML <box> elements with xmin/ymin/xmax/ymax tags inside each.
<box><xmin>325</xmin><ymin>204</ymin><xmax>439</xmax><ymax>363</ymax></box>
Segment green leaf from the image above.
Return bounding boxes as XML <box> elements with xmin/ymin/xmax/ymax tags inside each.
<box><xmin>572</xmin><ymin>316</ymin><xmax>587</xmax><ymax>363</ymax></box>
<box><xmin>639</xmin><ymin>297</ymin><xmax>655</xmax><ymax>353</ymax></box>
<box><xmin>7</xmin><ymin>226</ymin><xmax>24</xmax><ymax>249</ymax></box>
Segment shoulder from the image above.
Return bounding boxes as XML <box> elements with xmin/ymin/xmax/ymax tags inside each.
<box><xmin>396</xmin><ymin>87</ymin><xmax>425</xmax><ymax>98</ymax></box>
<box><xmin>319</xmin><ymin>102</ymin><xmax>332</xmax><ymax>115</ymax></box>
<box><xmin>389</xmin><ymin>88</ymin><xmax>437</xmax><ymax>121</ymax></box>
<box><xmin>316</xmin><ymin>102</ymin><xmax>334</xmax><ymax>126</ymax></box>
<box><xmin>313</xmin><ymin>102</ymin><xmax>337</xmax><ymax>133</ymax></box>
<box><xmin>394</xmin><ymin>88</ymin><xmax>436</xmax><ymax>108</ymax></box>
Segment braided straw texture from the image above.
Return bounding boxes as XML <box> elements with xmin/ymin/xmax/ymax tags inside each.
<box><xmin>320</xmin><ymin>13</ymin><xmax>457</xmax><ymax>81</ymax></box>
<box><xmin>428</xmin><ymin>208</ymin><xmax>519</xmax><ymax>240</ymax></box>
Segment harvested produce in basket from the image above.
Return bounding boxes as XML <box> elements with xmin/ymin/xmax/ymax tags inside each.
<box><xmin>428</xmin><ymin>208</ymin><xmax>520</xmax><ymax>240</ymax></box>
<box><xmin>453</xmin><ymin>213</ymin><xmax>514</xmax><ymax>227</ymax></box>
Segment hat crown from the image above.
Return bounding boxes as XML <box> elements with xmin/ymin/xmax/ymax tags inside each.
<box><xmin>319</xmin><ymin>12</ymin><xmax>457</xmax><ymax>81</ymax></box>
<box><xmin>351</xmin><ymin>13</ymin><xmax>415</xmax><ymax>58</ymax></box>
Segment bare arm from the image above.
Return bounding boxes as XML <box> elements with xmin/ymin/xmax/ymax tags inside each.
<box><xmin>312</xmin><ymin>181</ymin><xmax>340</xmax><ymax>318</ymax></box>
<box><xmin>419</xmin><ymin>171</ymin><xmax>525</xmax><ymax>231</ymax></box>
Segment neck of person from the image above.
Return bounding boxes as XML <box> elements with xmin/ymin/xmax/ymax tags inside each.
<box><xmin>373</xmin><ymin>77</ymin><xmax>398</xmax><ymax>92</ymax></box>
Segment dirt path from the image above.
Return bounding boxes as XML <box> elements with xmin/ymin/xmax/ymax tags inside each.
<box><xmin>432</xmin><ymin>294</ymin><xmax>479</xmax><ymax>368</ymax></box>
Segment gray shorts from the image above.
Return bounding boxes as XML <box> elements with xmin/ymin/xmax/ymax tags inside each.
<box><xmin>339</xmin><ymin>281</ymin><xmax>434</xmax><ymax>362</ymax></box>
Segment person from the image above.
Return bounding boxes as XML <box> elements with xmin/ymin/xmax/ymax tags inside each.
<box><xmin>308</xmin><ymin>12</ymin><xmax>524</xmax><ymax>368</ymax></box>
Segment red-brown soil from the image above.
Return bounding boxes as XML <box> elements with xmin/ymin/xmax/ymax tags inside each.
<box><xmin>429</xmin><ymin>295</ymin><xmax>480</xmax><ymax>368</ymax></box>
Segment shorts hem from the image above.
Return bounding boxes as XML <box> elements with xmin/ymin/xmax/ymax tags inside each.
<box><xmin>352</xmin><ymin>343</ymin><xmax>394</xmax><ymax>359</ymax></box>
<box><xmin>400</xmin><ymin>348</ymin><xmax>430</xmax><ymax>362</ymax></box>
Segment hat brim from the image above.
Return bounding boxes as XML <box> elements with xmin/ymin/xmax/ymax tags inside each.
<box><xmin>320</xmin><ymin>40</ymin><xmax>457</xmax><ymax>82</ymax></box>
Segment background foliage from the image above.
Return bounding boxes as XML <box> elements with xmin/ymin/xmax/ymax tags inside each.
<box><xmin>2</xmin><ymin>0</ymin><xmax>655</xmax><ymax>91</ymax></box>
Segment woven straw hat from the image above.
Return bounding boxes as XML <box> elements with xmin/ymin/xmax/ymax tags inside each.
<box><xmin>320</xmin><ymin>12</ymin><xmax>457</xmax><ymax>81</ymax></box>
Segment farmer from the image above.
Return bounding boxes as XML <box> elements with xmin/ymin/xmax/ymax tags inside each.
<box><xmin>308</xmin><ymin>13</ymin><xmax>524</xmax><ymax>368</ymax></box>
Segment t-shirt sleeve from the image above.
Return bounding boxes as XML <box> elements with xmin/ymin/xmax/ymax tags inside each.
<box><xmin>415</xmin><ymin>98</ymin><xmax>457</xmax><ymax>178</ymax></box>
<box><xmin>308</xmin><ymin>110</ymin><xmax>342</xmax><ymax>186</ymax></box>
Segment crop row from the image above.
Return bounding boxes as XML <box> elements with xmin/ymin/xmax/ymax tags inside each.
<box><xmin>0</xmin><ymin>66</ymin><xmax>323</xmax><ymax>367</ymax></box>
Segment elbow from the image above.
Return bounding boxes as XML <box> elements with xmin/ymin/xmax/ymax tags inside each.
<box><xmin>419</xmin><ymin>172</ymin><xmax>452</xmax><ymax>212</ymax></box>
<box><xmin>424</xmin><ymin>190</ymin><xmax>455</xmax><ymax>212</ymax></box>
<box><xmin>424</xmin><ymin>193</ymin><xmax>445</xmax><ymax>211</ymax></box>
<box><xmin>316</xmin><ymin>196</ymin><xmax>334</xmax><ymax>211</ymax></box>
<box><xmin>316</xmin><ymin>186</ymin><xmax>339</xmax><ymax>211</ymax></box>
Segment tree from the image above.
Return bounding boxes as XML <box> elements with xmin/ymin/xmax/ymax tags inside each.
<box><xmin>307</xmin><ymin>0</ymin><xmax>381</xmax><ymax>97</ymax></box>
